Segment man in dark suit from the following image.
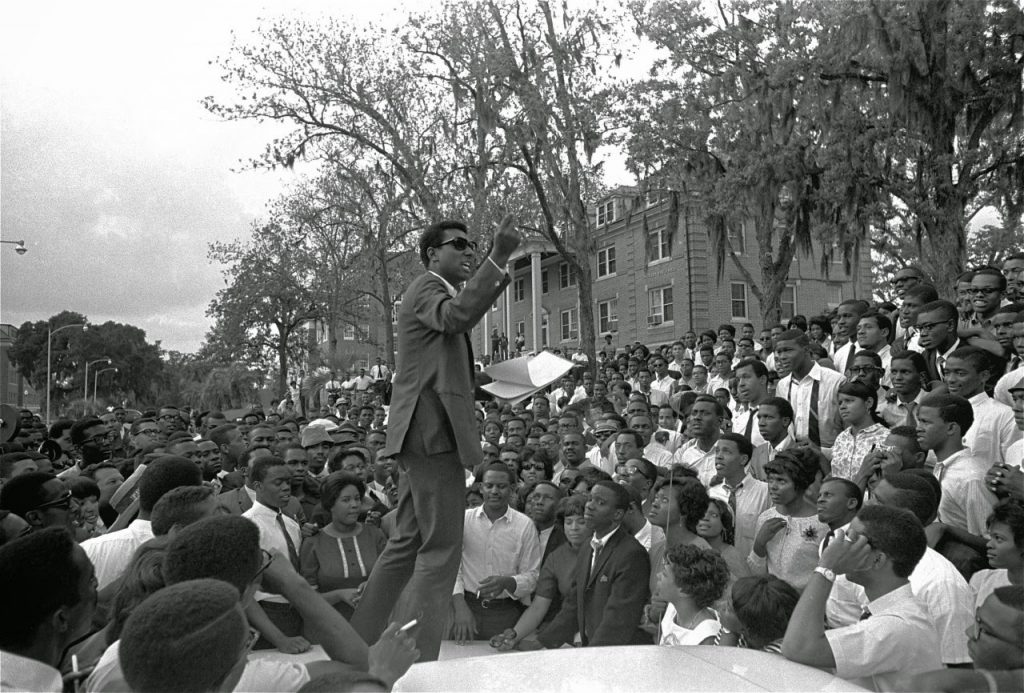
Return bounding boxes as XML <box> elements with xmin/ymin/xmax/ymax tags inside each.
<box><xmin>530</xmin><ymin>480</ymin><xmax>651</xmax><ymax>649</ymax></box>
<box><xmin>352</xmin><ymin>216</ymin><xmax>520</xmax><ymax>661</ymax></box>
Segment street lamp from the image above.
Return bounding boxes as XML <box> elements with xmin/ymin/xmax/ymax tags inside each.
<box><xmin>93</xmin><ymin>367</ymin><xmax>118</xmax><ymax>404</ymax></box>
<box><xmin>0</xmin><ymin>240</ymin><xmax>27</xmax><ymax>255</ymax></box>
<box><xmin>46</xmin><ymin>323</ymin><xmax>87</xmax><ymax>426</ymax></box>
<box><xmin>84</xmin><ymin>358</ymin><xmax>111</xmax><ymax>401</ymax></box>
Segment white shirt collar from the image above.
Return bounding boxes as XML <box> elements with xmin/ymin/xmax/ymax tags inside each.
<box><xmin>591</xmin><ymin>524</ymin><xmax>619</xmax><ymax>552</ymax></box>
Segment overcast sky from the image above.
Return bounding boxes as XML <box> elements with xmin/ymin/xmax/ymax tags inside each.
<box><xmin>0</xmin><ymin>0</ymin><xmax>451</xmax><ymax>353</ymax></box>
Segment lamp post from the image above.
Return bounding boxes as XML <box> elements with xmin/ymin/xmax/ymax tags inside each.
<box><xmin>93</xmin><ymin>367</ymin><xmax>118</xmax><ymax>404</ymax></box>
<box><xmin>84</xmin><ymin>358</ymin><xmax>111</xmax><ymax>401</ymax></box>
<box><xmin>46</xmin><ymin>323</ymin><xmax>87</xmax><ymax>426</ymax></box>
<box><xmin>0</xmin><ymin>239</ymin><xmax>27</xmax><ymax>255</ymax></box>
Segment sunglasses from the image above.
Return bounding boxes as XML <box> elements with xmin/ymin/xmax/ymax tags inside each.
<box><xmin>435</xmin><ymin>238</ymin><xmax>478</xmax><ymax>253</ymax></box>
<box><xmin>33</xmin><ymin>490</ymin><xmax>74</xmax><ymax>512</ymax></box>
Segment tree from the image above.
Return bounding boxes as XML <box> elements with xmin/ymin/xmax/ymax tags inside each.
<box><xmin>207</xmin><ymin>217</ymin><xmax>319</xmax><ymax>394</ymax></box>
<box><xmin>620</xmin><ymin>0</ymin><xmax>875</xmax><ymax>326</ymax></box>
<box><xmin>819</xmin><ymin>0</ymin><xmax>1024</xmax><ymax>291</ymax></box>
<box><xmin>8</xmin><ymin>312</ymin><xmax>164</xmax><ymax>415</ymax></box>
<box><xmin>406</xmin><ymin>0</ymin><xmax>625</xmax><ymax>364</ymax></box>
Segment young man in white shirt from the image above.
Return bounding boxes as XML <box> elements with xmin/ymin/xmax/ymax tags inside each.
<box><xmin>242</xmin><ymin>456</ymin><xmax>307</xmax><ymax>651</ymax></box>
<box><xmin>733</xmin><ymin>359</ymin><xmax>771</xmax><ymax>446</ymax></box>
<box><xmin>782</xmin><ymin>505</ymin><xmax>941</xmax><ymax>691</ymax></box>
<box><xmin>944</xmin><ymin>346</ymin><xmax>1020</xmax><ymax>466</ymax></box>
<box><xmin>774</xmin><ymin>329</ymin><xmax>846</xmax><ymax>451</ymax></box>
<box><xmin>673</xmin><ymin>396</ymin><xmax>723</xmax><ymax>485</ymax></box>
<box><xmin>917</xmin><ymin>393</ymin><xmax>997</xmax><ymax>576</ymax></box>
<box><xmin>749</xmin><ymin>397</ymin><xmax>796</xmax><ymax>481</ymax></box>
<box><xmin>451</xmin><ymin>462</ymin><xmax>542</xmax><ymax>641</ymax></box>
<box><xmin>708</xmin><ymin>432</ymin><xmax>771</xmax><ymax>561</ymax></box>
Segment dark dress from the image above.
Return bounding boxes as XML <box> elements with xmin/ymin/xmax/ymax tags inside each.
<box><xmin>300</xmin><ymin>524</ymin><xmax>387</xmax><ymax>619</ymax></box>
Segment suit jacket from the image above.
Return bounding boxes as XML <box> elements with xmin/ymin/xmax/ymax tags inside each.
<box><xmin>537</xmin><ymin>525</ymin><xmax>650</xmax><ymax>648</ymax></box>
<box><xmin>216</xmin><ymin>487</ymin><xmax>306</xmax><ymax>523</ymax></box>
<box><xmin>383</xmin><ymin>265</ymin><xmax>509</xmax><ymax>468</ymax></box>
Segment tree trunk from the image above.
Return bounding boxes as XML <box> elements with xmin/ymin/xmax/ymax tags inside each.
<box><xmin>378</xmin><ymin>244</ymin><xmax>396</xmax><ymax>364</ymax></box>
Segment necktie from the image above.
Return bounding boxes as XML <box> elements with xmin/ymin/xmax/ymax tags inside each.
<box><xmin>903</xmin><ymin>401</ymin><xmax>917</xmax><ymax>429</ymax></box>
<box><xmin>589</xmin><ymin>536</ymin><xmax>604</xmax><ymax>576</ymax></box>
<box><xmin>822</xmin><ymin>529</ymin><xmax>835</xmax><ymax>550</ymax></box>
<box><xmin>937</xmin><ymin>355</ymin><xmax>946</xmax><ymax>379</ymax></box>
<box><xmin>726</xmin><ymin>483</ymin><xmax>740</xmax><ymax>517</ymax></box>
<box><xmin>276</xmin><ymin>511</ymin><xmax>301</xmax><ymax>570</ymax></box>
<box><xmin>744</xmin><ymin>409</ymin><xmax>756</xmax><ymax>440</ymax></box>
<box><xmin>859</xmin><ymin>608</ymin><xmax>872</xmax><ymax>621</ymax></box>
<box><xmin>808</xmin><ymin>379</ymin><xmax>821</xmax><ymax>446</ymax></box>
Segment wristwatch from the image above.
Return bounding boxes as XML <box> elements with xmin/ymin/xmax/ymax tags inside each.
<box><xmin>814</xmin><ymin>566</ymin><xmax>836</xmax><ymax>582</ymax></box>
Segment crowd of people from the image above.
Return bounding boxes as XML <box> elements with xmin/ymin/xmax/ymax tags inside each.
<box><xmin>1</xmin><ymin>252</ymin><xmax>1024</xmax><ymax>692</ymax></box>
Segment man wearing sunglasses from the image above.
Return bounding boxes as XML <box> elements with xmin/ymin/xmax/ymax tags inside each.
<box><xmin>352</xmin><ymin>215</ymin><xmax>520</xmax><ymax>662</ymax></box>
<box><xmin>0</xmin><ymin>472</ymin><xmax>76</xmax><ymax>533</ymax></box>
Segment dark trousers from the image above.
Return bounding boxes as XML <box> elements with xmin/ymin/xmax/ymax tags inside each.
<box><xmin>463</xmin><ymin>592</ymin><xmax>525</xmax><ymax>640</ymax></box>
<box><xmin>350</xmin><ymin>422</ymin><xmax>466</xmax><ymax>662</ymax></box>
<box><xmin>254</xmin><ymin>600</ymin><xmax>303</xmax><ymax>650</ymax></box>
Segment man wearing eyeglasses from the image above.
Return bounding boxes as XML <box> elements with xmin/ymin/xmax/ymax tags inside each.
<box><xmin>352</xmin><ymin>215</ymin><xmax>520</xmax><ymax>662</ymax></box>
<box><xmin>962</xmin><ymin>268</ymin><xmax>1009</xmax><ymax>334</ymax></box>
<box><xmin>59</xmin><ymin>417</ymin><xmax>113</xmax><ymax>480</ymax></box>
<box><xmin>915</xmin><ymin>300</ymin><xmax>963</xmax><ymax>385</ymax></box>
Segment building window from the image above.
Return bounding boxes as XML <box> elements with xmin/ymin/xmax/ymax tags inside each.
<box><xmin>731</xmin><ymin>283</ymin><xmax>748</xmax><ymax>319</ymax></box>
<box><xmin>597</xmin><ymin>245</ymin><xmax>616</xmax><ymax>278</ymax></box>
<box><xmin>598</xmin><ymin>298</ymin><xmax>618</xmax><ymax>334</ymax></box>
<box><xmin>541</xmin><ymin>270</ymin><xmax>549</xmax><ymax>294</ymax></box>
<box><xmin>559</xmin><ymin>262</ymin><xmax>577</xmax><ymax>289</ymax></box>
<box><xmin>343</xmin><ymin>324</ymin><xmax>355</xmax><ymax>341</ymax></box>
<box><xmin>729</xmin><ymin>223</ymin><xmax>746</xmax><ymax>255</ymax></box>
<box><xmin>560</xmin><ymin>308</ymin><xmax>579</xmax><ymax>342</ymax></box>
<box><xmin>781</xmin><ymin>284</ymin><xmax>797</xmax><ymax>320</ymax></box>
<box><xmin>516</xmin><ymin>320</ymin><xmax>525</xmax><ymax>338</ymax></box>
<box><xmin>540</xmin><ymin>313</ymin><xmax>549</xmax><ymax>346</ymax></box>
<box><xmin>648</xmin><ymin>227</ymin><xmax>670</xmax><ymax>263</ymax></box>
<box><xmin>513</xmin><ymin>277</ymin><xmax>525</xmax><ymax>302</ymax></box>
<box><xmin>597</xmin><ymin>200</ymin><xmax>616</xmax><ymax>226</ymax></box>
<box><xmin>648</xmin><ymin>286</ymin><xmax>673</xmax><ymax>326</ymax></box>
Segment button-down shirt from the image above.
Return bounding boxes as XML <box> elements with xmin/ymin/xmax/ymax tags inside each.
<box><xmin>878</xmin><ymin>390</ymin><xmax>926</xmax><ymax>428</ymax></box>
<box><xmin>965</xmin><ymin>391</ymin><xmax>1020</xmax><ymax>465</ymax></box>
<box><xmin>830</xmin><ymin>423</ymin><xmax>890</xmax><ymax>481</ymax></box>
<box><xmin>453</xmin><ymin>505</ymin><xmax>541</xmax><ymax>600</ymax></box>
<box><xmin>243</xmin><ymin>500</ymin><xmax>302</xmax><ymax>604</ymax></box>
<box><xmin>777</xmin><ymin>363</ymin><xmax>846</xmax><ymax>448</ymax></box>
<box><xmin>732</xmin><ymin>404</ymin><xmax>767</xmax><ymax>447</ymax></box>
<box><xmin>825</xmin><ymin>583</ymin><xmax>942</xmax><ymax>690</ymax></box>
<box><xmin>826</xmin><ymin>548</ymin><xmax>972</xmax><ymax>665</ymax></box>
<box><xmin>651</xmin><ymin>374</ymin><xmax>676</xmax><ymax>397</ymax></box>
<box><xmin>82</xmin><ymin>519</ymin><xmax>154</xmax><ymax>590</ymax></box>
<box><xmin>709</xmin><ymin>474</ymin><xmax>771</xmax><ymax>560</ymax></box>
<box><xmin>932</xmin><ymin>449</ymin><xmax>997</xmax><ymax>535</ymax></box>
<box><xmin>673</xmin><ymin>439</ymin><xmax>719</xmax><ymax>486</ymax></box>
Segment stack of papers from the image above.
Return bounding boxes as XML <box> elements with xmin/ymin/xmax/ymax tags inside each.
<box><xmin>481</xmin><ymin>352</ymin><xmax>575</xmax><ymax>404</ymax></box>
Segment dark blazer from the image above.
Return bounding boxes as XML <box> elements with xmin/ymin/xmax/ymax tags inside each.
<box><xmin>382</xmin><ymin>266</ymin><xmax>509</xmax><ymax>468</ymax></box>
<box><xmin>537</xmin><ymin>525</ymin><xmax>651</xmax><ymax>648</ymax></box>
<box><xmin>216</xmin><ymin>487</ymin><xmax>306</xmax><ymax>523</ymax></box>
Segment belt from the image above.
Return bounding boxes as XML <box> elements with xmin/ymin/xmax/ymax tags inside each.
<box><xmin>464</xmin><ymin>591</ymin><xmax>517</xmax><ymax>608</ymax></box>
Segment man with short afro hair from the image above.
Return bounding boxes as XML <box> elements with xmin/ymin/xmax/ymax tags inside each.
<box><xmin>120</xmin><ymin>579</ymin><xmax>249</xmax><ymax>693</ymax></box>
<box><xmin>149</xmin><ymin>485</ymin><xmax>218</xmax><ymax>537</ymax></box>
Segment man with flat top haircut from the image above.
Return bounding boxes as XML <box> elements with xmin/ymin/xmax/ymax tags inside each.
<box><xmin>773</xmin><ymin>329</ymin><xmax>846</xmax><ymax>450</ymax></box>
<box><xmin>733</xmin><ymin>359</ymin><xmax>770</xmax><ymax>446</ymax></box>
<box><xmin>352</xmin><ymin>216</ymin><xmax>520</xmax><ymax>662</ymax></box>
<box><xmin>832</xmin><ymin>300</ymin><xmax>871</xmax><ymax>375</ymax></box>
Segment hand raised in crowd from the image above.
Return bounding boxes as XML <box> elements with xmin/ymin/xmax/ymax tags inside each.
<box><xmin>368</xmin><ymin>621</ymin><xmax>420</xmax><ymax>689</ymax></box>
<box><xmin>488</xmin><ymin>214</ymin><xmax>522</xmax><ymax>266</ymax></box>
<box><xmin>818</xmin><ymin>529</ymin><xmax>874</xmax><ymax>576</ymax></box>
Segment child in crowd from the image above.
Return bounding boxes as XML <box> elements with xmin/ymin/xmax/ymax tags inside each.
<box><xmin>656</xmin><ymin>544</ymin><xmax>731</xmax><ymax>647</ymax></box>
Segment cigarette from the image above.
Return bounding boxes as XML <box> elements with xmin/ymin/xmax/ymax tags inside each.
<box><xmin>399</xmin><ymin>619</ymin><xmax>418</xmax><ymax>633</ymax></box>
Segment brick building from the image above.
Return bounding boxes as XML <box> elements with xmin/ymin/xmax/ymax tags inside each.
<box><xmin>476</xmin><ymin>186</ymin><xmax>872</xmax><ymax>357</ymax></box>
